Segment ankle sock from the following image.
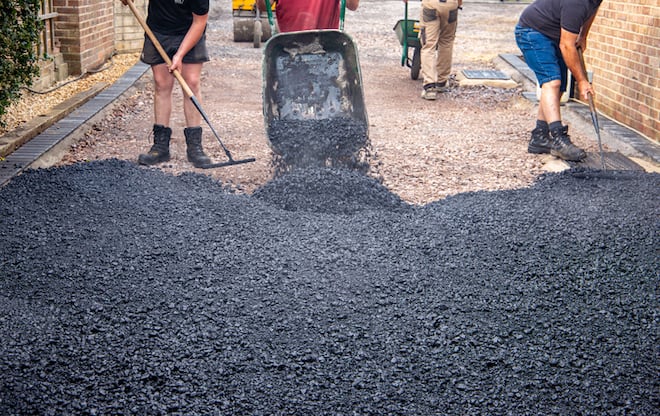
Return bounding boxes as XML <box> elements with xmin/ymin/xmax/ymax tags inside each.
<box><xmin>536</xmin><ymin>120</ymin><xmax>549</xmax><ymax>132</ymax></box>
<box><xmin>549</xmin><ymin>121</ymin><xmax>563</xmax><ymax>132</ymax></box>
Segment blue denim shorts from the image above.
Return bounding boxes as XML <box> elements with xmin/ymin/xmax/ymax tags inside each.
<box><xmin>514</xmin><ymin>25</ymin><xmax>568</xmax><ymax>91</ymax></box>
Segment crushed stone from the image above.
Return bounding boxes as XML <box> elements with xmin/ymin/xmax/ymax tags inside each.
<box><xmin>267</xmin><ymin>118</ymin><xmax>371</xmax><ymax>173</ymax></box>
<box><xmin>1</xmin><ymin>159</ymin><xmax>658</xmax><ymax>415</ymax></box>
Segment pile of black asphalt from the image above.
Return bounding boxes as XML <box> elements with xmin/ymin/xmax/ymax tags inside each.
<box><xmin>1</xmin><ymin>159</ymin><xmax>657</xmax><ymax>415</ymax></box>
<box><xmin>267</xmin><ymin>118</ymin><xmax>371</xmax><ymax>173</ymax></box>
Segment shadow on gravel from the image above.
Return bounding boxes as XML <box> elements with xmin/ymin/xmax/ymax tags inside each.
<box><xmin>1</xmin><ymin>159</ymin><xmax>658</xmax><ymax>414</ymax></box>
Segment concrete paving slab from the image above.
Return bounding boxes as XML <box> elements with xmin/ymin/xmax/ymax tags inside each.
<box><xmin>456</xmin><ymin>69</ymin><xmax>518</xmax><ymax>89</ymax></box>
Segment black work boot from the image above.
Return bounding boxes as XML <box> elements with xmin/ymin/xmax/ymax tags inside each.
<box><xmin>138</xmin><ymin>124</ymin><xmax>171</xmax><ymax>165</ymax></box>
<box><xmin>184</xmin><ymin>126</ymin><xmax>211</xmax><ymax>168</ymax></box>
<box><xmin>527</xmin><ymin>127</ymin><xmax>551</xmax><ymax>154</ymax></box>
<box><xmin>550</xmin><ymin>125</ymin><xmax>587</xmax><ymax>161</ymax></box>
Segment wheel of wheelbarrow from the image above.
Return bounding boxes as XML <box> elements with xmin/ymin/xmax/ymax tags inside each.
<box><xmin>411</xmin><ymin>47</ymin><xmax>421</xmax><ymax>80</ymax></box>
<box><xmin>253</xmin><ymin>20</ymin><xmax>262</xmax><ymax>48</ymax></box>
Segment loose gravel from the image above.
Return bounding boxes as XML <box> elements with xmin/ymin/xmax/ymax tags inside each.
<box><xmin>1</xmin><ymin>159</ymin><xmax>658</xmax><ymax>415</ymax></box>
<box><xmin>267</xmin><ymin>118</ymin><xmax>371</xmax><ymax>173</ymax></box>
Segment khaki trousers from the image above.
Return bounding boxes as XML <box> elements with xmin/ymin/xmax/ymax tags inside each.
<box><xmin>419</xmin><ymin>0</ymin><xmax>460</xmax><ymax>88</ymax></box>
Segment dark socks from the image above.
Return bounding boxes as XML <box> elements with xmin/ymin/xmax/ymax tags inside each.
<box><xmin>549</xmin><ymin>121</ymin><xmax>563</xmax><ymax>131</ymax></box>
<box><xmin>536</xmin><ymin>120</ymin><xmax>549</xmax><ymax>132</ymax></box>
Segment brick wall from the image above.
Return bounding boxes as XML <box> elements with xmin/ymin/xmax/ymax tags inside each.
<box><xmin>53</xmin><ymin>0</ymin><xmax>115</xmax><ymax>75</ymax></box>
<box><xmin>586</xmin><ymin>0</ymin><xmax>659</xmax><ymax>142</ymax></box>
<box><xmin>114</xmin><ymin>0</ymin><xmax>147</xmax><ymax>53</ymax></box>
<box><xmin>34</xmin><ymin>0</ymin><xmax>69</xmax><ymax>90</ymax></box>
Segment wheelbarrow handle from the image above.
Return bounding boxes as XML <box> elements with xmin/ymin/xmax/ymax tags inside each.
<box><xmin>340</xmin><ymin>0</ymin><xmax>346</xmax><ymax>31</ymax></box>
<box><xmin>124</xmin><ymin>0</ymin><xmax>194</xmax><ymax>100</ymax></box>
<box><xmin>264</xmin><ymin>0</ymin><xmax>276</xmax><ymax>34</ymax></box>
<box><xmin>402</xmin><ymin>0</ymin><xmax>409</xmax><ymax>60</ymax></box>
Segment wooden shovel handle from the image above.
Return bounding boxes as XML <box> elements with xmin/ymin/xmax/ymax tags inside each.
<box><xmin>125</xmin><ymin>0</ymin><xmax>195</xmax><ymax>99</ymax></box>
<box><xmin>577</xmin><ymin>47</ymin><xmax>597</xmax><ymax>113</ymax></box>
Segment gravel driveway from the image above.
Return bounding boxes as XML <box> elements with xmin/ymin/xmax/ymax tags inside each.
<box><xmin>2</xmin><ymin>1</ymin><xmax>658</xmax><ymax>414</ymax></box>
<box><xmin>58</xmin><ymin>0</ymin><xmax>580</xmax><ymax>204</ymax></box>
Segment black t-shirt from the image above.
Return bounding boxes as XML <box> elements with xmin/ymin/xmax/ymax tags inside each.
<box><xmin>146</xmin><ymin>0</ymin><xmax>210</xmax><ymax>35</ymax></box>
<box><xmin>518</xmin><ymin>0</ymin><xmax>602</xmax><ymax>42</ymax></box>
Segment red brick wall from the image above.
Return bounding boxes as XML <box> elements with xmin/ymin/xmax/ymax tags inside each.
<box><xmin>53</xmin><ymin>0</ymin><xmax>115</xmax><ymax>75</ymax></box>
<box><xmin>586</xmin><ymin>0</ymin><xmax>659</xmax><ymax>142</ymax></box>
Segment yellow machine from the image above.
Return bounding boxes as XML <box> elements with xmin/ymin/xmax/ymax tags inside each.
<box><xmin>232</xmin><ymin>0</ymin><xmax>274</xmax><ymax>48</ymax></box>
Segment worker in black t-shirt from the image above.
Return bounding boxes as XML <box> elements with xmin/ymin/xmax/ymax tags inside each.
<box><xmin>120</xmin><ymin>0</ymin><xmax>212</xmax><ymax>168</ymax></box>
<box><xmin>514</xmin><ymin>0</ymin><xmax>602</xmax><ymax>162</ymax></box>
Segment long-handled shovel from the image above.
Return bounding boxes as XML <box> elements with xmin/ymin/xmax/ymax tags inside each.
<box><xmin>125</xmin><ymin>0</ymin><xmax>255</xmax><ymax>168</ymax></box>
<box><xmin>577</xmin><ymin>47</ymin><xmax>606</xmax><ymax>171</ymax></box>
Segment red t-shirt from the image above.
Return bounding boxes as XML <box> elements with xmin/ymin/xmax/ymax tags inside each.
<box><xmin>275</xmin><ymin>0</ymin><xmax>341</xmax><ymax>32</ymax></box>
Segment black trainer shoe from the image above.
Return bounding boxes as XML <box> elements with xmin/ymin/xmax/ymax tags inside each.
<box><xmin>527</xmin><ymin>127</ymin><xmax>551</xmax><ymax>154</ymax></box>
<box><xmin>550</xmin><ymin>125</ymin><xmax>587</xmax><ymax>161</ymax></box>
<box><xmin>434</xmin><ymin>81</ymin><xmax>449</xmax><ymax>93</ymax></box>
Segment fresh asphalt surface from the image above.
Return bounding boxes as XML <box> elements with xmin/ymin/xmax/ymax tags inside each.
<box><xmin>1</xmin><ymin>159</ymin><xmax>658</xmax><ymax>414</ymax></box>
<box><xmin>1</xmin><ymin>2</ymin><xmax>658</xmax><ymax>412</ymax></box>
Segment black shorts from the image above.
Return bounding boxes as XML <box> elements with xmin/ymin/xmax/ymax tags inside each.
<box><xmin>140</xmin><ymin>30</ymin><xmax>210</xmax><ymax>65</ymax></box>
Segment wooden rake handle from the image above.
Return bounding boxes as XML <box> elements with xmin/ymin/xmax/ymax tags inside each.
<box><xmin>577</xmin><ymin>47</ymin><xmax>597</xmax><ymax>112</ymax></box>
<box><xmin>577</xmin><ymin>47</ymin><xmax>606</xmax><ymax>170</ymax></box>
<box><xmin>124</xmin><ymin>0</ymin><xmax>195</xmax><ymax>99</ymax></box>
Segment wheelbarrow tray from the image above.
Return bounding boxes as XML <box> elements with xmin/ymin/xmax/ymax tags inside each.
<box><xmin>393</xmin><ymin>19</ymin><xmax>420</xmax><ymax>48</ymax></box>
<box><xmin>262</xmin><ymin>30</ymin><xmax>368</xmax><ymax>157</ymax></box>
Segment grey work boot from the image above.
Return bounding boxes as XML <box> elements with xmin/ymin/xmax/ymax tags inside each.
<box><xmin>184</xmin><ymin>126</ymin><xmax>212</xmax><ymax>168</ymax></box>
<box><xmin>421</xmin><ymin>84</ymin><xmax>437</xmax><ymax>100</ymax></box>
<box><xmin>138</xmin><ymin>124</ymin><xmax>171</xmax><ymax>165</ymax></box>
<box><xmin>550</xmin><ymin>125</ymin><xmax>587</xmax><ymax>161</ymax></box>
<box><xmin>421</xmin><ymin>82</ymin><xmax>448</xmax><ymax>100</ymax></box>
<box><xmin>527</xmin><ymin>127</ymin><xmax>551</xmax><ymax>154</ymax></box>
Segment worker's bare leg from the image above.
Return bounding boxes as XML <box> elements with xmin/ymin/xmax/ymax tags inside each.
<box><xmin>180</xmin><ymin>62</ymin><xmax>210</xmax><ymax>167</ymax></box>
<box><xmin>539</xmin><ymin>79</ymin><xmax>586</xmax><ymax>161</ymax></box>
<box><xmin>138</xmin><ymin>63</ymin><xmax>174</xmax><ymax>165</ymax></box>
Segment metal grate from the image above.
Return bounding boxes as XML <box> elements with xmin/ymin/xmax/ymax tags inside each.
<box><xmin>567</xmin><ymin>152</ymin><xmax>645</xmax><ymax>171</ymax></box>
<box><xmin>0</xmin><ymin>62</ymin><xmax>150</xmax><ymax>188</ymax></box>
<box><xmin>462</xmin><ymin>69</ymin><xmax>510</xmax><ymax>80</ymax></box>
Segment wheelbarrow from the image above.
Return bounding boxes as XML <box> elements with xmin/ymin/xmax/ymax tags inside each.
<box><xmin>393</xmin><ymin>1</ymin><xmax>421</xmax><ymax>80</ymax></box>
<box><xmin>261</xmin><ymin>0</ymin><xmax>369</xmax><ymax>169</ymax></box>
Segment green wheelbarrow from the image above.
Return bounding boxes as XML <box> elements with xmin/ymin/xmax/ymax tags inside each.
<box><xmin>261</xmin><ymin>0</ymin><xmax>369</xmax><ymax>169</ymax></box>
<box><xmin>393</xmin><ymin>1</ymin><xmax>421</xmax><ymax>80</ymax></box>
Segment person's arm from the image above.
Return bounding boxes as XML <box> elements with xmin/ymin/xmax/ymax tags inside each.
<box><xmin>559</xmin><ymin>28</ymin><xmax>593</xmax><ymax>101</ymax></box>
<box><xmin>170</xmin><ymin>12</ymin><xmax>208</xmax><ymax>72</ymax></box>
<box><xmin>346</xmin><ymin>0</ymin><xmax>359</xmax><ymax>11</ymax></box>
<box><xmin>576</xmin><ymin>12</ymin><xmax>598</xmax><ymax>51</ymax></box>
<box><xmin>256</xmin><ymin>0</ymin><xmax>267</xmax><ymax>12</ymax></box>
